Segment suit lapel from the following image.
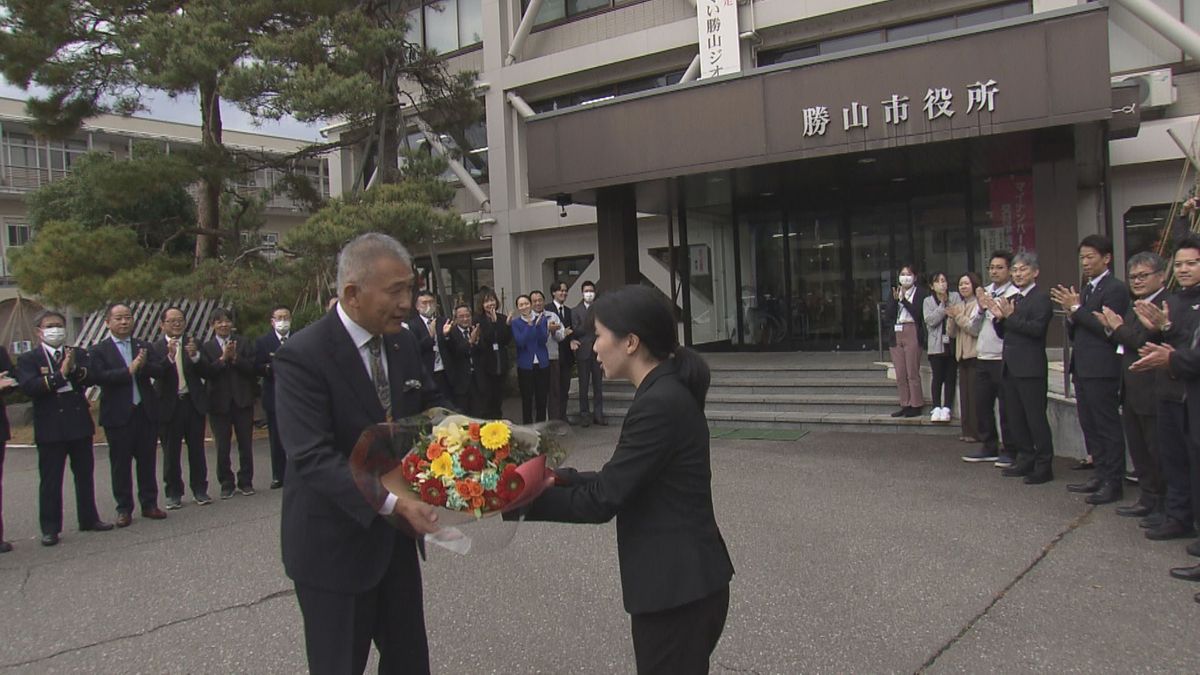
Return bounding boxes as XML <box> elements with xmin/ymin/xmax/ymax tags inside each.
<box><xmin>328</xmin><ymin>314</ymin><xmax>387</xmax><ymax>421</ymax></box>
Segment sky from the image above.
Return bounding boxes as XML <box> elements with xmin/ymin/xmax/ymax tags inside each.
<box><xmin>0</xmin><ymin>80</ymin><xmax>326</xmax><ymax>142</ymax></box>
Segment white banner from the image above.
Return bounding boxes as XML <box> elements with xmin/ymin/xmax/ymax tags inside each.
<box><xmin>697</xmin><ymin>0</ymin><xmax>740</xmax><ymax>79</ymax></box>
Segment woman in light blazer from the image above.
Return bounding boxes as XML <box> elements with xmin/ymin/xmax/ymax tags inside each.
<box><xmin>948</xmin><ymin>272</ymin><xmax>983</xmax><ymax>442</ymax></box>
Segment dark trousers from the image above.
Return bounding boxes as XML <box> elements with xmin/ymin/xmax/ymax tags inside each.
<box><xmin>1158</xmin><ymin>400</ymin><xmax>1197</xmax><ymax>527</ymax></box>
<box><xmin>1074</xmin><ymin>377</ymin><xmax>1126</xmax><ymax>484</ymax></box>
<box><xmin>1123</xmin><ymin>405</ymin><xmax>1162</xmax><ymax>499</ymax></box>
<box><xmin>431</xmin><ymin>371</ymin><xmax>451</xmax><ymax>403</ymax></box>
<box><xmin>547</xmin><ymin>359</ymin><xmax>564</xmax><ymax>421</ymax></box>
<box><xmin>976</xmin><ymin>359</ymin><xmax>1008</xmax><ymax>452</ymax></box>
<box><xmin>106</xmin><ymin>405</ymin><xmax>160</xmax><ymax>514</ymax></box>
<box><xmin>518</xmin><ymin>366</ymin><xmax>550</xmax><ymax>424</ymax></box>
<box><xmin>294</xmin><ymin>543</ymin><xmax>429</xmax><ymax>675</ymax></box>
<box><xmin>0</xmin><ymin>443</ymin><xmax>5</xmax><ymax>541</ymax></box>
<box><xmin>958</xmin><ymin>358</ymin><xmax>978</xmax><ymax>439</ymax></box>
<box><xmin>1002</xmin><ymin>375</ymin><xmax>1054</xmax><ymax>475</ymax></box>
<box><xmin>264</xmin><ymin>403</ymin><xmax>285</xmax><ymax>484</ymax></box>
<box><xmin>555</xmin><ymin>357</ymin><xmax>574</xmax><ymax>422</ymax></box>
<box><xmin>929</xmin><ymin>349</ymin><xmax>957</xmax><ymax>409</ymax></box>
<box><xmin>211</xmin><ymin>405</ymin><xmax>254</xmax><ymax>490</ymax></box>
<box><xmin>630</xmin><ymin>585</ymin><xmax>730</xmax><ymax>675</ymax></box>
<box><xmin>577</xmin><ymin>357</ymin><xmax>604</xmax><ymax>419</ymax></box>
<box><xmin>161</xmin><ymin>397</ymin><xmax>209</xmax><ymax>499</ymax></box>
<box><xmin>38</xmin><ymin>438</ymin><xmax>103</xmax><ymax>534</ymax></box>
<box><xmin>472</xmin><ymin>371</ymin><xmax>504</xmax><ymax>419</ymax></box>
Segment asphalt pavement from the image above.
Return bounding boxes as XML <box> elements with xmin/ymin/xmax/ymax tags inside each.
<box><xmin>0</xmin><ymin>417</ymin><xmax>1197</xmax><ymax>674</ymax></box>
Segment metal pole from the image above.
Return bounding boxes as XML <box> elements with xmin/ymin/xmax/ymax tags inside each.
<box><xmin>1112</xmin><ymin>0</ymin><xmax>1200</xmax><ymax>62</ymax></box>
<box><xmin>507</xmin><ymin>92</ymin><xmax>537</xmax><ymax>119</ymax></box>
<box><xmin>680</xmin><ymin>54</ymin><xmax>702</xmax><ymax>84</ymax></box>
<box><xmin>506</xmin><ymin>0</ymin><xmax>546</xmax><ymax>65</ymax></box>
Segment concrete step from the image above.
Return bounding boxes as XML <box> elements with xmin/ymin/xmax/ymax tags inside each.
<box><xmin>574</xmin><ymin>378</ymin><xmax>900</xmax><ymax>397</ymax></box>
<box><xmin>581</xmin><ymin>407</ymin><xmax>961</xmax><ymax>435</ymax></box>
<box><xmin>704</xmin><ymin>363</ymin><xmax>888</xmax><ymax>379</ymax></box>
<box><xmin>589</xmin><ymin>391</ymin><xmax>903</xmax><ymax>414</ymax></box>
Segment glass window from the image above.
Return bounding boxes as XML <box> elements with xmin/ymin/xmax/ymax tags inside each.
<box><xmin>820</xmin><ymin>30</ymin><xmax>884</xmax><ymax>56</ymax></box>
<box><xmin>1124</xmin><ymin>204</ymin><xmax>1175</xmax><ymax>259</ymax></box>
<box><xmin>6</xmin><ymin>221</ymin><xmax>30</xmax><ymax>247</ymax></box>
<box><xmin>758</xmin><ymin>44</ymin><xmax>819</xmax><ymax>67</ymax></box>
<box><xmin>887</xmin><ymin>16</ymin><xmax>956</xmax><ymax>42</ymax></box>
<box><xmin>567</xmin><ymin>0</ymin><xmax>607</xmax><ymax>14</ymax></box>
<box><xmin>531</xmin><ymin>0</ymin><xmax>566</xmax><ymax>24</ymax></box>
<box><xmin>424</xmin><ymin>1</ymin><xmax>459</xmax><ymax>53</ymax></box>
<box><xmin>458</xmin><ymin>0</ymin><xmax>482</xmax><ymax>46</ymax></box>
<box><xmin>405</xmin><ymin>7</ymin><xmax>424</xmax><ymax>48</ymax></box>
<box><xmin>551</xmin><ymin>255</ymin><xmax>594</xmax><ymax>289</ymax></box>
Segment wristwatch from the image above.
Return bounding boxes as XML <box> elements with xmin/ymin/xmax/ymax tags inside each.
<box><xmin>1162</xmin><ymin>321</ymin><xmax>1173</xmax><ymax>332</ymax></box>
<box><xmin>1070</xmin><ymin>304</ymin><xmax>1081</xmax><ymax>313</ymax></box>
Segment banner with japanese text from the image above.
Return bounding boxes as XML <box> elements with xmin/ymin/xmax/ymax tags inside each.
<box><xmin>989</xmin><ymin>175</ymin><xmax>1035</xmax><ymax>253</ymax></box>
<box><xmin>697</xmin><ymin>0</ymin><xmax>740</xmax><ymax>79</ymax></box>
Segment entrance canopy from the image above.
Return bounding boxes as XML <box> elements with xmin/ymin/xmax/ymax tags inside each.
<box><xmin>525</xmin><ymin>4</ymin><xmax>1112</xmax><ymax>201</ymax></box>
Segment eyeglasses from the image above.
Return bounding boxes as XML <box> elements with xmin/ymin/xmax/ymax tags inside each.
<box><xmin>1128</xmin><ymin>272</ymin><xmax>1160</xmax><ymax>282</ymax></box>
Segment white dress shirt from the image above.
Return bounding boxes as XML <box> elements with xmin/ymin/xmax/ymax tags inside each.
<box><xmin>336</xmin><ymin>303</ymin><xmax>397</xmax><ymax>516</ymax></box>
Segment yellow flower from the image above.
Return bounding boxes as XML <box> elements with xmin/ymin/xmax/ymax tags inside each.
<box><xmin>436</xmin><ymin>424</ymin><xmax>468</xmax><ymax>452</ymax></box>
<box><xmin>430</xmin><ymin>452</ymin><xmax>455</xmax><ymax>479</ymax></box>
<box><xmin>479</xmin><ymin>421</ymin><xmax>511</xmax><ymax>450</ymax></box>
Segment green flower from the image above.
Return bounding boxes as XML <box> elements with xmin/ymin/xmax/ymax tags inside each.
<box><xmin>479</xmin><ymin>469</ymin><xmax>499</xmax><ymax>490</ymax></box>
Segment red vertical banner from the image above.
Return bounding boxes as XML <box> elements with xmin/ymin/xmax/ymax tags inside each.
<box><xmin>989</xmin><ymin>175</ymin><xmax>1035</xmax><ymax>253</ymax></box>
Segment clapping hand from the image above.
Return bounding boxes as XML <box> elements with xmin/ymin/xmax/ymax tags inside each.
<box><xmin>1049</xmin><ymin>285</ymin><xmax>1080</xmax><ymax>313</ymax></box>
<box><xmin>185</xmin><ymin>337</ymin><xmax>198</xmax><ymax>359</ymax></box>
<box><xmin>1093</xmin><ymin>306</ymin><xmax>1124</xmax><ymax>331</ymax></box>
<box><xmin>994</xmin><ymin>297</ymin><xmax>1016</xmax><ymax>319</ymax></box>
<box><xmin>441</xmin><ymin>320</ymin><xmax>453</xmax><ymax>337</ymax></box>
<box><xmin>945</xmin><ymin>303</ymin><xmax>963</xmax><ymax>318</ymax></box>
<box><xmin>1134</xmin><ymin>299</ymin><xmax>1169</xmax><ymax>331</ymax></box>
<box><xmin>0</xmin><ymin>370</ymin><xmax>16</xmax><ymax>391</ymax></box>
<box><xmin>61</xmin><ymin>347</ymin><xmax>76</xmax><ymax>375</ymax></box>
<box><xmin>975</xmin><ymin>287</ymin><xmax>997</xmax><ymax>314</ymax></box>
<box><xmin>130</xmin><ymin>347</ymin><xmax>147</xmax><ymax>374</ymax></box>
<box><xmin>1130</xmin><ymin>342</ymin><xmax>1175</xmax><ymax>372</ymax></box>
<box><xmin>221</xmin><ymin>340</ymin><xmax>237</xmax><ymax>362</ymax></box>
<box><xmin>167</xmin><ymin>337</ymin><xmax>180</xmax><ymax>363</ymax></box>
<box><xmin>469</xmin><ymin>323</ymin><xmax>481</xmax><ymax>345</ymax></box>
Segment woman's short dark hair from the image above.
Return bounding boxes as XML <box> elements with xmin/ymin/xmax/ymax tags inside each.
<box><xmin>474</xmin><ymin>289</ymin><xmax>499</xmax><ymax>316</ymax></box>
<box><xmin>928</xmin><ymin>271</ymin><xmax>948</xmax><ymax>286</ymax></box>
<box><xmin>590</xmin><ymin>285</ymin><xmax>711</xmax><ymax>409</ymax></box>
<box><xmin>957</xmin><ymin>272</ymin><xmax>982</xmax><ymax>297</ymax></box>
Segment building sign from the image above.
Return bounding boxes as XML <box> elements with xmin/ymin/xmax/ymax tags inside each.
<box><xmin>697</xmin><ymin>0</ymin><xmax>740</xmax><ymax>79</ymax></box>
<box><xmin>801</xmin><ymin>80</ymin><xmax>999</xmax><ymax>138</ymax></box>
<box><xmin>989</xmin><ymin>174</ymin><xmax>1036</xmax><ymax>253</ymax></box>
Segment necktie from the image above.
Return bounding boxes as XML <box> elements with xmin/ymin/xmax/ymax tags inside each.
<box><xmin>52</xmin><ymin>349</ymin><xmax>63</xmax><ymax>368</ymax></box>
<box><xmin>175</xmin><ymin>340</ymin><xmax>188</xmax><ymax>395</ymax></box>
<box><xmin>367</xmin><ymin>336</ymin><xmax>391</xmax><ymax>418</ymax></box>
<box><xmin>119</xmin><ymin>340</ymin><xmax>141</xmax><ymax>406</ymax></box>
<box><xmin>280</xmin><ymin>334</ymin><xmax>288</xmax><ymax>345</ymax></box>
<box><xmin>1082</xmin><ymin>281</ymin><xmax>1094</xmax><ymax>303</ymax></box>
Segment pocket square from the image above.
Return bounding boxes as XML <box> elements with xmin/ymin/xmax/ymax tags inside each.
<box><xmin>403</xmin><ymin>379</ymin><xmax>422</xmax><ymax>391</ymax></box>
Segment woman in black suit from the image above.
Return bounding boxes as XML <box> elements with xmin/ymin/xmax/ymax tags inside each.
<box><xmin>472</xmin><ymin>289</ymin><xmax>511</xmax><ymax>419</ymax></box>
<box><xmin>525</xmin><ymin>285</ymin><xmax>734</xmax><ymax>675</ymax></box>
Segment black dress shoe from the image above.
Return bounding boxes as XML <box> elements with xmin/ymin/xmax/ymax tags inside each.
<box><xmin>1140</xmin><ymin>512</ymin><xmax>1165</xmax><ymax>529</ymax></box>
<box><xmin>890</xmin><ymin>408</ymin><xmax>907</xmax><ymax>418</ymax></box>
<box><xmin>1071</xmin><ymin>459</ymin><xmax>1095</xmax><ymax>471</ymax></box>
<box><xmin>1024</xmin><ymin>472</ymin><xmax>1054</xmax><ymax>485</ymax></box>
<box><xmin>41</xmin><ymin>533</ymin><xmax>60</xmax><ymax>547</ymax></box>
<box><xmin>81</xmin><ymin>521</ymin><xmax>114</xmax><ymax>532</ymax></box>
<box><xmin>594</xmin><ymin>417</ymin><xmax>608</xmax><ymax>426</ymax></box>
<box><xmin>902</xmin><ymin>406</ymin><xmax>923</xmax><ymax>418</ymax></box>
<box><xmin>1085</xmin><ymin>482</ymin><xmax>1123</xmax><ymax>505</ymax></box>
<box><xmin>1186</xmin><ymin>539</ymin><xmax>1200</xmax><ymax>558</ymax></box>
<box><xmin>1116</xmin><ymin>501</ymin><xmax>1155</xmax><ymax>518</ymax></box>
<box><xmin>1001</xmin><ymin>465</ymin><xmax>1031</xmax><ymax>478</ymax></box>
<box><xmin>0</xmin><ymin>540</ymin><xmax>12</xmax><ymax>553</ymax></box>
<box><xmin>580</xmin><ymin>417</ymin><xmax>591</xmax><ymax>428</ymax></box>
<box><xmin>1146</xmin><ymin>519</ymin><xmax>1196</xmax><ymax>541</ymax></box>
<box><xmin>1066</xmin><ymin>477</ymin><xmax>1101</xmax><ymax>494</ymax></box>
<box><xmin>1195</xmin><ymin>592</ymin><xmax>1200</xmax><ymax>605</ymax></box>
<box><xmin>1170</xmin><ymin>564</ymin><xmax>1200</xmax><ymax>582</ymax></box>
<box><xmin>115</xmin><ymin>512</ymin><xmax>133</xmax><ymax>528</ymax></box>
<box><xmin>270</xmin><ymin>480</ymin><xmax>283</xmax><ymax>490</ymax></box>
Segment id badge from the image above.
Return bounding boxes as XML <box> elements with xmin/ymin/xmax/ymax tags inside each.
<box><xmin>943</xmin><ymin>335</ymin><xmax>951</xmax><ymax>345</ymax></box>
<box><xmin>894</xmin><ymin>324</ymin><xmax>904</xmax><ymax>333</ymax></box>
<box><xmin>1116</xmin><ymin>344</ymin><xmax>1125</xmax><ymax>355</ymax></box>
<box><xmin>493</xmin><ymin>343</ymin><xmax>500</xmax><ymax>352</ymax></box>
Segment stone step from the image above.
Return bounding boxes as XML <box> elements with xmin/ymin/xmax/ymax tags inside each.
<box><xmin>703</xmin><ymin>363</ymin><xmax>888</xmax><ymax>379</ymax></box>
<box><xmin>587</xmin><ymin>391</ymin><xmax>904</xmax><ymax>414</ymax></box>
<box><xmin>581</xmin><ymin>408</ymin><xmax>961</xmax><ymax>435</ymax></box>
<box><xmin>574</xmin><ymin>378</ymin><xmax>900</xmax><ymax>397</ymax></box>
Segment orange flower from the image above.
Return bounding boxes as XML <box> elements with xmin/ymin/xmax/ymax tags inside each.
<box><xmin>469</xmin><ymin>495</ymin><xmax>485</xmax><ymax>509</ymax></box>
<box><xmin>493</xmin><ymin>444</ymin><xmax>510</xmax><ymax>462</ymax></box>
<box><xmin>468</xmin><ymin>423</ymin><xmax>482</xmax><ymax>441</ymax></box>
<box><xmin>426</xmin><ymin>441</ymin><xmax>445</xmax><ymax>461</ymax></box>
<box><xmin>455</xmin><ymin>479</ymin><xmax>484</xmax><ymax>499</ymax></box>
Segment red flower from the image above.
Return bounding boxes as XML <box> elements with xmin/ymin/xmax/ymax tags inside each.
<box><xmin>468</xmin><ymin>423</ymin><xmax>482</xmax><ymax>441</ymax></box>
<box><xmin>493</xmin><ymin>444</ymin><xmax>510</xmax><ymax>462</ymax></box>
<box><xmin>496</xmin><ymin>464</ymin><xmax>525</xmax><ymax>501</ymax></box>
<box><xmin>459</xmin><ymin>445</ymin><xmax>486</xmax><ymax>472</ymax></box>
<box><xmin>418</xmin><ymin>480</ymin><xmax>447</xmax><ymax>506</ymax></box>
<box><xmin>401</xmin><ymin>453</ymin><xmax>423</xmax><ymax>482</ymax></box>
<box><xmin>483</xmin><ymin>490</ymin><xmax>506</xmax><ymax>511</ymax></box>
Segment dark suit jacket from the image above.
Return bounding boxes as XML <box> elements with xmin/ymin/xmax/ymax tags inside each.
<box><xmin>0</xmin><ymin>347</ymin><xmax>13</xmax><ymax>443</ymax></box>
<box><xmin>204</xmin><ymin>336</ymin><xmax>257</xmax><ymax>414</ymax></box>
<box><xmin>995</xmin><ymin>284</ymin><xmax>1053</xmax><ymax>379</ymax></box>
<box><xmin>571</xmin><ymin>301</ymin><xmax>597</xmax><ymax>361</ymax></box>
<box><xmin>404</xmin><ymin>316</ymin><xmax>450</xmax><ymax>380</ymax></box>
<box><xmin>17</xmin><ymin>345</ymin><xmax>94</xmax><ymax>444</ymax></box>
<box><xmin>254</xmin><ymin>332</ymin><xmax>290</xmax><ymax>412</ymax></box>
<box><xmin>1138</xmin><ymin>285</ymin><xmax>1200</xmax><ymax>403</ymax></box>
<box><xmin>442</xmin><ymin>325</ymin><xmax>475</xmax><ymax>397</ymax></box>
<box><xmin>526</xmin><ymin>360</ymin><xmax>734</xmax><ymax>615</ymax></box>
<box><xmin>883</xmin><ymin>287</ymin><xmax>929</xmax><ymax>349</ymax></box>
<box><xmin>151</xmin><ymin>336</ymin><xmax>213</xmax><ymax>418</ymax></box>
<box><xmin>473</xmin><ymin>313</ymin><xmax>511</xmax><ymax>377</ymax></box>
<box><xmin>1111</xmin><ymin>289</ymin><xmax>1163</xmax><ymax>416</ymax></box>
<box><xmin>1067</xmin><ymin>272</ymin><xmax>1129</xmax><ymax>379</ymax></box>
<box><xmin>89</xmin><ymin>336</ymin><xmax>169</xmax><ymax>427</ymax></box>
<box><xmin>275</xmin><ymin>309</ymin><xmax>448</xmax><ymax>594</ymax></box>
<box><xmin>551</xmin><ymin>302</ymin><xmax>575</xmax><ymax>364</ymax></box>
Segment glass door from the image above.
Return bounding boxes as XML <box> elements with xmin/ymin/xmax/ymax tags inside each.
<box><xmin>788</xmin><ymin>210</ymin><xmax>845</xmax><ymax>347</ymax></box>
<box><xmin>847</xmin><ymin>202</ymin><xmax>905</xmax><ymax>349</ymax></box>
<box><xmin>735</xmin><ymin>209</ymin><xmax>788</xmax><ymax>347</ymax></box>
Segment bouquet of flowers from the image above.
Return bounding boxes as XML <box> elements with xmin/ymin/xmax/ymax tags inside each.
<box><xmin>350</xmin><ymin>408</ymin><xmax>568</xmax><ymax>551</ymax></box>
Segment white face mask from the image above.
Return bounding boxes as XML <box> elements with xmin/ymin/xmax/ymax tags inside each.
<box><xmin>42</xmin><ymin>327</ymin><xmax>66</xmax><ymax>348</ymax></box>
<box><xmin>274</xmin><ymin>320</ymin><xmax>291</xmax><ymax>334</ymax></box>
<box><xmin>583</xmin><ymin>291</ymin><xmax>595</xmax><ymax>303</ymax></box>
<box><xmin>899</xmin><ymin>275</ymin><xmax>915</xmax><ymax>288</ymax></box>
<box><xmin>418</xmin><ymin>306</ymin><xmax>436</xmax><ymax>319</ymax></box>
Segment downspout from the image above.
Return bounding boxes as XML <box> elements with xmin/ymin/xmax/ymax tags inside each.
<box><xmin>506</xmin><ymin>0</ymin><xmax>546</xmax><ymax>65</ymax></box>
<box><xmin>1112</xmin><ymin>0</ymin><xmax>1200</xmax><ymax>62</ymax></box>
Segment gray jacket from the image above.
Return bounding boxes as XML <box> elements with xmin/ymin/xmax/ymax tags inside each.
<box><xmin>923</xmin><ymin>292</ymin><xmax>962</xmax><ymax>355</ymax></box>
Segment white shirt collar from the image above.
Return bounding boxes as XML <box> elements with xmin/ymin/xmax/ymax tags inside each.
<box><xmin>337</xmin><ymin>302</ymin><xmax>375</xmax><ymax>350</ymax></box>
<box><xmin>1089</xmin><ymin>269</ymin><xmax>1110</xmax><ymax>287</ymax></box>
<box><xmin>275</xmin><ymin>330</ymin><xmax>290</xmax><ymax>341</ymax></box>
<box><xmin>1145</xmin><ymin>287</ymin><xmax>1165</xmax><ymax>303</ymax></box>
<box><xmin>42</xmin><ymin>343</ymin><xmax>60</xmax><ymax>358</ymax></box>
<box><xmin>1018</xmin><ymin>282</ymin><xmax>1037</xmax><ymax>296</ymax></box>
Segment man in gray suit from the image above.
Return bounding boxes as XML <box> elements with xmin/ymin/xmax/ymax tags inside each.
<box><xmin>571</xmin><ymin>280</ymin><xmax>605</xmax><ymax>426</ymax></box>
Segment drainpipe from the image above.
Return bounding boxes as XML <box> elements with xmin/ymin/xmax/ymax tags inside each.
<box><xmin>1112</xmin><ymin>0</ymin><xmax>1200</xmax><ymax>62</ymax></box>
<box><xmin>506</xmin><ymin>0</ymin><xmax>546</xmax><ymax>65</ymax></box>
<box><xmin>680</xmin><ymin>54</ymin><xmax>701</xmax><ymax>83</ymax></box>
<box><xmin>419</xmin><ymin>127</ymin><xmax>491</xmax><ymax>211</ymax></box>
<box><xmin>507</xmin><ymin>92</ymin><xmax>537</xmax><ymax>119</ymax></box>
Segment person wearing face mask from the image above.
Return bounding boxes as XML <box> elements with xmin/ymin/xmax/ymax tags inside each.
<box><xmin>511</xmin><ymin>293</ymin><xmax>554</xmax><ymax>424</ymax></box>
<box><xmin>572</xmin><ymin>280</ymin><xmax>605</xmax><ymax>426</ymax></box>
<box><xmin>404</xmin><ymin>291</ymin><xmax>452</xmax><ymax>404</ymax></box>
<box><xmin>17</xmin><ymin>311</ymin><xmax>113</xmax><ymax>546</ymax></box>
<box><xmin>884</xmin><ymin>265</ymin><xmax>928</xmax><ymax>418</ymax></box>
<box><xmin>256</xmin><ymin>305</ymin><xmax>294</xmax><ymax>490</ymax></box>
<box><xmin>923</xmin><ymin>272</ymin><xmax>961</xmax><ymax>424</ymax></box>
<box><xmin>549</xmin><ymin>282</ymin><xmax>575</xmax><ymax>422</ymax></box>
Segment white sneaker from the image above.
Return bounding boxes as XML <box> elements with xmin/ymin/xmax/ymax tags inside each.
<box><xmin>933</xmin><ymin>407</ymin><xmax>950</xmax><ymax>423</ymax></box>
<box><xmin>930</xmin><ymin>408</ymin><xmax>941</xmax><ymax>423</ymax></box>
<box><xmin>943</xmin><ymin>407</ymin><xmax>954</xmax><ymax>421</ymax></box>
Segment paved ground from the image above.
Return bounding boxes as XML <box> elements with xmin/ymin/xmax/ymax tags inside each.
<box><xmin>0</xmin><ymin>414</ymin><xmax>1197</xmax><ymax>674</ymax></box>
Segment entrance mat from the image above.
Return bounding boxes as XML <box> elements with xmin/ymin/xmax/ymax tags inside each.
<box><xmin>709</xmin><ymin>428</ymin><xmax>808</xmax><ymax>442</ymax></box>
